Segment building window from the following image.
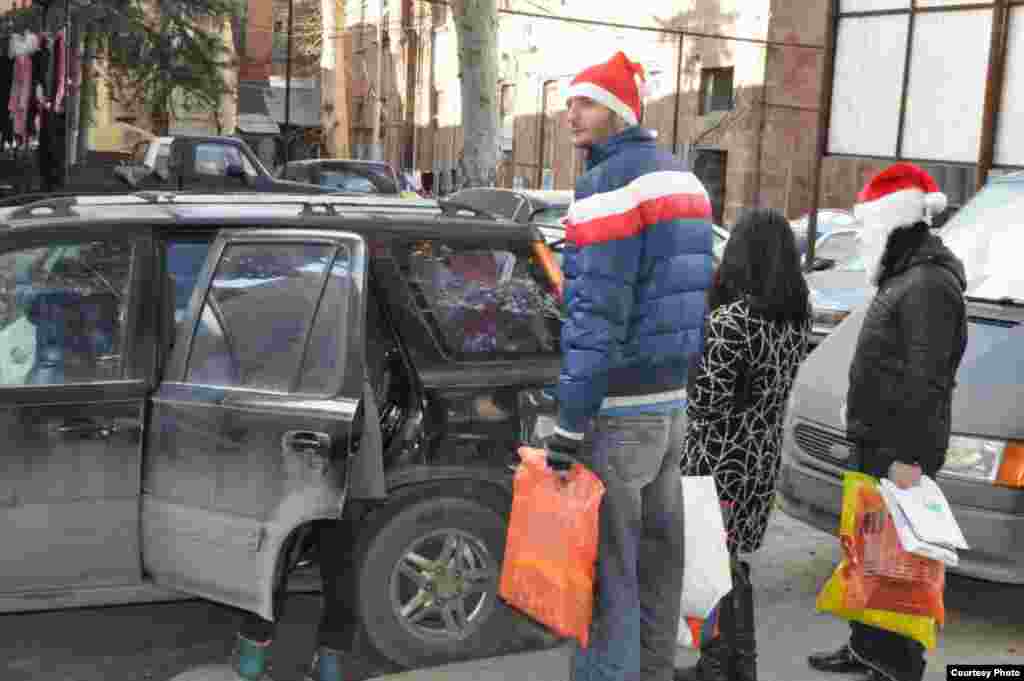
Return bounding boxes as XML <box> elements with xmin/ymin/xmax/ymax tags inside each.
<box><xmin>499</xmin><ymin>84</ymin><xmax>515</xmax><ymax>119</ymax></box>
<box><xmin>918</xmin><ymin>162</ymin><xmax>977</xmax><ymax>226</ymax></box>
<box><xmin>699</xmin><ymin>67</ymin><xmax>734</xmax><ymax>115</ymax></box>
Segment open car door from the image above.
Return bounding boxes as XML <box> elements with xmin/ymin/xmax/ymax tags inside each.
<box><xmin>141</xmin><ymin>228</ymin><xmax>373</xmax><ymax>620</ymax></box>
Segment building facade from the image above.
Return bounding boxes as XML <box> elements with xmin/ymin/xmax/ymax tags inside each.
<box><xmin>344</xmin><ymin>0</ymin><xmax>988</xmax><ymax>223</ymax></box>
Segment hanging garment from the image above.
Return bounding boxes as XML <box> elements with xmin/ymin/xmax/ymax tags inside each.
<box><xmin>8</xmin><ymin>33</ymin><xmax>38</xmax><ymax>141</ymax></box>
<box><xmin>52</xmin><ymin>29</ymin><xmax>72</xmax><ymax>114</ymax></box>
<box><xmin>0</xmin><ymin>41</ymin><xmax>15</xmax><ymax>149</ymax></box>
<box><xmin>28</xmin><ymin>35</ymin><xmax>51</xmax><ymax>139</ymax></box>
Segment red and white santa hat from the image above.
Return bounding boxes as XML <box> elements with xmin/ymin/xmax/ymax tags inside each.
<box><xmin>853</xmin><ymin>162</ymin><xmax>948</xmax><ymax>230</ymax></box>
<box><xmin>565</xmin><ymin>51</ymin><xmax>652</xmax><ymax>127</ymax></box>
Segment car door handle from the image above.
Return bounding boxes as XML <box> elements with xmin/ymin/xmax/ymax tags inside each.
<box><xmin>282</xmin><ymin>430</ymin><xmax>332</xmax><ymax>456</ymax></box>
<box><xmin>56</xmin><ymin>420</ymin><xmax>118</xmax><ymax>439</ymax></box>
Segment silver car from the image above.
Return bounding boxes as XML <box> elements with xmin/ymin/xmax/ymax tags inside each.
<box><xmin>778</xmin><ymin>172</ymin><xmax>1024</xmax><ymax>584</ymax></box>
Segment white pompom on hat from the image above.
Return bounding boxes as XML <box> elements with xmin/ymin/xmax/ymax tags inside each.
<box><xmin>565</xmin><ymin>51</ymin><xmax>652</xmax><ymax>127</ymax></box>
<box><xmin>853</xmin><ymin>162</ymin><xmax>949</xmax><ymax>230</ymax></box>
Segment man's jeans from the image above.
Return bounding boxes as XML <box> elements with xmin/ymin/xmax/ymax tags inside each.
<box><xmin>572</xmin><ymin>408</ymin><xmax>686</xmax><ymax>681</ymax></box>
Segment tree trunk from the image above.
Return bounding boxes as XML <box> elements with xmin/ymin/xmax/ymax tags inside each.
<box><xmin>451</xmin><ymin>0</ymin><xmax>499</xmax><ymax>188</ymax></box>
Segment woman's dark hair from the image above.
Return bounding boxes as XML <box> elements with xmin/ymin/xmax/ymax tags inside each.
<box><xmin>708</xmin><ymin>208</ymin><xmax>810</xmax><ymax>325</ymax></box>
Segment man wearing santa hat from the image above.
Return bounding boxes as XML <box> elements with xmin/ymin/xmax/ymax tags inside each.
<box><xmin>544</xmin><ymin>51</ymin><xmax>714</xmax><ymax>681</ymax></box>
<box><xmin>808</xmin><ymin>162</ymin><xmax>967</xmax><ymax>681</ymax></box>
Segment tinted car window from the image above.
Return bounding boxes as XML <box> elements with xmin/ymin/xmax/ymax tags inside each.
<box><xmin>531</xmin><ymin>206</ymin><xmax>569</xmax><ymax>226</ymax></box>
<box><xmin>297</xmin><ymin>248</ymin><xmax>352</xmax><ymax>395</ymax></box>
<box><xmin>315</xmin><ymin>163</ymin><xmax>399</xmax><ymax>194</ymax></box>
<box><xmin>194</xmin><ymin>144</ymin><xmax>253</xmax><ymax>177</ymax></box>
<box><xmin>0</xmin><ymin>241</ymin><xmax>132</xmax><ymax>385</ymax></box>
<box><xmin>401</xmin><ymin>241</ymin><xmax>561</xmax><ymax>360</ymax></box>
<box><xmin>167</xmin><ymin>240</ymin><xmax>213</xmax><ymax>322</ymax></box>
<box><xmin>186</xmin><ymin>243</ymin><xmax>335</xmax><ymax>391</ymax></box>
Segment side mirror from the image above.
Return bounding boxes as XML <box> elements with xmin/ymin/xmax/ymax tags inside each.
<box><xmin>225</xmin><ymin>163</ymin><xmax>245</xmax><ymax>179</ymax></box>
<box><xmin>807</xmin><ymin>257</ymin><xmax>836</xmax><ymax>273</ymax></box>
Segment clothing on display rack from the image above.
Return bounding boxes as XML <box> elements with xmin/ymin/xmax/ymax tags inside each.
<box><xmin>8</xmin><ymin>31</ymin><xmax>38</xmax><ymax>142</ymax></box>
<box><xmin>0</xmin><ymin>37</ymin><xmax>14</xmax><ymax>149</ymax></box>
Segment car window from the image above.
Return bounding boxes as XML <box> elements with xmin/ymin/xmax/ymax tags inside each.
<box><xmin>155</xmin><ymin>146</ymin><xmax>171</xmax><ymax>176</ymax></box>
<box><xmin>0</xmin><ymin>241</ymin><xmax>133</xmax><ymax>386</ymax></box>
<box><xmin>316</xmin><ymin>163</ymin><xmax>399</xmax><ymax>194</ymax></box>
<box><xmin>185</xmin><ymin>243</ymin><xmax>338</xmax><ymax>392</ymax></box>
<box><xmin>531</xmin><ymin>206</ymin><xmax>569</xmax><ymax>226</ymax></box>
<box><xmin>167</xmin><ymin>239</ymin><xmax>213</xmax><ymax>323</ymax></box>
<box><xmin>940</xmin><ymin>180</ymin><xmax>1024</xmax><ymax>301</ymax></box>
<box><xmin>283</xmin><ymin>164</ymin><xmax>310</xmax><ymax>183</ymax></box>
<box><xmin>816</xmin><ymin>232</ymin><xmax>864</xmax><ymax>271</ymax></box>
<box><xmin>321</xmin><ymin>170</ymin><xmax>377</xmax><ymax>193</ymax></box>
<box><xmin>400</xmin><ymin>241</ymin><xmax>562</xmax><ymax>360</ymax></box>
<box><xmin>194</xmin><ymin>143</ymin><xmax>248</xmax><ymax>177</ymax></box>
<box><xmin>296</xmin><ymin>248</ymin><xmax>352</xmax><ymax>395</ymax></box>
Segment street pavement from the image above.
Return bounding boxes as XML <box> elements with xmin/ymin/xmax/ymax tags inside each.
<box><xmin>1</xmin><ymin>508</ymin><xmax>1021</xmax><ymax>681</ymax></box>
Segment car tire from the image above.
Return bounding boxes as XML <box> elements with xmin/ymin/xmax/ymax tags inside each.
<box><xmin>355</xmin><ymin>482</ymin><xmax>526</xmax><ymax>669</ymax></box>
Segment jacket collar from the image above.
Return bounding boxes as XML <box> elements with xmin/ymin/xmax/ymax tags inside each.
<box><xmin>880</xmin><ymin>232</ymin><xmax>966</xmax><ymax>290</ymax></box>
<box><xmin>586</xmin><ymin>126</ymin><xmax>658</xmax><ymax>169</ymax></box>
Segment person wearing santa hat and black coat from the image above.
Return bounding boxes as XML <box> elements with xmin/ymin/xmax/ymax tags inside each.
<box><xmin>545</xmin><ymin>51</ymin><xmax>714</xmax><ymax>681</ymax></box>
<box><xmin>807</xmin><ymin>162</ymin><xmax>968</xmax><ymax>681</ymax></box>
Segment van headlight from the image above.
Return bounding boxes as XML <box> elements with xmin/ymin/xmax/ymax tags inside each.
<box><xmin>940</xmin><ymin>436</ymin><xmax>1006</xmax><ymax>483</ymax></box>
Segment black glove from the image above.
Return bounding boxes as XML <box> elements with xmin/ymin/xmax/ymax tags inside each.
<box><xmin>545</xmin><ymin>431</ymin><xmax>581</xmax><ymax>472</ymax></box>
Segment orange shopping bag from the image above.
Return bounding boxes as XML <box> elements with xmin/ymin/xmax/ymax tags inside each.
<box><xmin>499</xmin><ymin>446</ymin><xmax>605</xmax><ymax>648</ymax></box>
<box><xmin>843</xmin><ymin>482</ymin><xmax>946</xmax><ymax>624</ymax></box>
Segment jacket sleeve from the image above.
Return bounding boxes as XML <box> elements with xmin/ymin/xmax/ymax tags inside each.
<box><xmin>890</xmin><ymin>271</ymin><xmax>964</xmax><ymax>475</ymax></box>
<box><xmin>686</xmin><ymin>307</ymin><xmax>746</xmax><ymax>422</ymax></box>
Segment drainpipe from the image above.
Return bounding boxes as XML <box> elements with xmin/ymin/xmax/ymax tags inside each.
<box><xmin>370</xmin><ymin>0</ymin><xmax>385</xmax><ymax>161</ymax></box>
<box><xmin>671</xmin><ymin>32</ymin><xmax>684</xmax><ymax>155</ymax></box>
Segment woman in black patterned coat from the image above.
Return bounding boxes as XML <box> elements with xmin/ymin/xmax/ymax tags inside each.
<box><xmin>675</xmin><ymin>209</ymin><xmax>810</xmax><ymax>681</ymax></box>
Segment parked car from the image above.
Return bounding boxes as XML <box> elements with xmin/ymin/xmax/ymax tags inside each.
<box><xmin>277</xmin><ymin>159</ymin><xmax>413</xmax><ymax>196</ymax></box>
<box><xmin>778</xmin><ymin>171</ymin><xmax>1024</xmax><ymax>585</ymax></box>
<box><xmin>0</xmin><ymin>191</ymin><xmax>565</xmax><ymax>669</ymax></box>
<box><xmin>790</xmin><ymin>208</ymin><xmax>859</xmax><ymax>259</ymax></box>
<box><xmin>805</xmin><ymin>228</ymin><xmax>874</xmax><ymax>346</ymax></box>
<box><xmin>112</xmin><ymin>136</ymin><xmax>331</xmax><ymax>194</ymax></box>
<box><xmin>446</xmin><ymin>187</ymin><xmax>572</xmax><ymax>226</ymax></box>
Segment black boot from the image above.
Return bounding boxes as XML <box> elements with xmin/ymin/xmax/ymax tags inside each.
<box><xmin>673</xmin><ymin>634</ymin><xmax>733</xmax><ymax>681</ymax></box>
<box><xmin>674</xmin><ymin>587</ymin><xmax>739</xmax><ymax>681</ymax></box>
<box><xmin>731</xmin><ymin>561</ymin><xmax>756</xmax><ymax>681</ymax></box>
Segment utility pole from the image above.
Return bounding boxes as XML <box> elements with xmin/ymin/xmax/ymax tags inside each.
<box><xmin>284</xmin><ymin>0</ymin><xmax>294</xmax><ymax>164</ymax></box>
<box><xmin>63</xmin><ymin>0</ymin><xmax>71</xmax><ymax>188</ymax></box>
<box><xmin>370</xmin><ymin>0</ymin><xmax>385</xmax><ymax>161</ymax></box>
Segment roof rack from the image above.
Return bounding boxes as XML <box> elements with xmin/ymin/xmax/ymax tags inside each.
<box><xmin>436</xmin><ymin>199</ymin><xmax>499</xmax><ymax>220</ymax></box>
<box><xmin>7</xmin><ymin>196</ymin><xmax>81</xmax><ymax>220</ymax></box>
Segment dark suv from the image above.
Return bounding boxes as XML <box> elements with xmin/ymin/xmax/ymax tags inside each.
<box><xmin>0</xmin><ymin>193</ymin><xmax>565</xmax><ymax>669</ymax></box>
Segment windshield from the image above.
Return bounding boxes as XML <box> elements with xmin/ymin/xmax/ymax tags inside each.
<box><xmin>940</xmin><ymin>180</ymin><xmax>1024</xmax><ymax>301</ymax></box>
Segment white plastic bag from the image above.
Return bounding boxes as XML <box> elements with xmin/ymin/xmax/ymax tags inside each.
<box><xmin>679</xmin><ymin>476</ymin><xmax>733</xmax><ymax>619</ymax></box>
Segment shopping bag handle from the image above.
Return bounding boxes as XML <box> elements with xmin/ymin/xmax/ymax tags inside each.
<box><xmin>545</xmin><ymin>449</ymin><xmax>580</xmax><ymax>472</ymax></box>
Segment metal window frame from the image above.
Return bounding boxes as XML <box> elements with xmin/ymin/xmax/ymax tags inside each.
<box><xmin>828</xmin><ymin>0</ymin><xmax>1005</xmax><ymax>163</ymax></box>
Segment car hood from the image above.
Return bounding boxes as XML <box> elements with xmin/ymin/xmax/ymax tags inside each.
<box><xmin>793</xmin><ymin>302</ymin><xmax>1024</xmax><ymax>440</ymax></box>
<box><xmin>807</xmin><ymin>270</ymin><xmax>874</xmax><ymax>311</ymax></box>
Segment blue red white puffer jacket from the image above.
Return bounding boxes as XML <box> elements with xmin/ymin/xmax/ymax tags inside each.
<box><xmin>555</xmin><ymin>126</ymin><xmax>713</xmax><ymax>440</ymax></box>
